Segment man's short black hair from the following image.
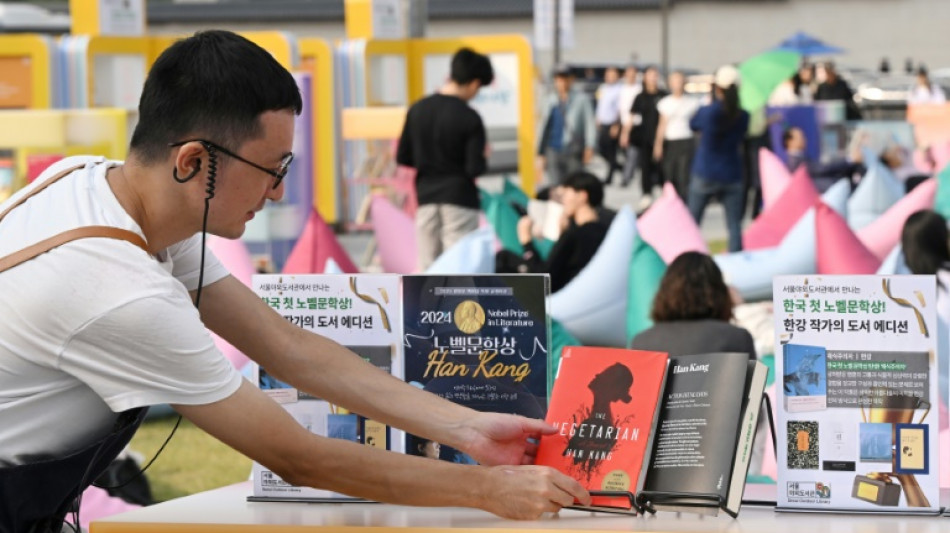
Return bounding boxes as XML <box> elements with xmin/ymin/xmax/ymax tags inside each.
<box><xmin>450</xmin><ymin>48</ymin><xmax>494</xmax><ymax>87</ymax></box>
<box><xmin>130</xmin><ymin>30</ymin><xmax>303</xmax><ymax>164</ymax></box>
<box><xmin>562</xmin><ymin>171</ymin><xmax>604</xmax><ymax>208</ymax></box>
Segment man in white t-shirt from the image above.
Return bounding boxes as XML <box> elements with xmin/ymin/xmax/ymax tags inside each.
<box><xmin>653</xmin><ymin>71</ymin><xmax>700</xmax><ymax>200</ymax></box>
<box><xmin>0</xmin><ymin>31</ymin><xmax>588</xmax><ymax>531</ymax></box>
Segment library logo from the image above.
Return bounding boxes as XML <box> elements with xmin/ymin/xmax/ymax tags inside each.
<box><xmin>787</xmin><ymin>481</ymin><xmax>832</xmax><ymax>504</ymax></box>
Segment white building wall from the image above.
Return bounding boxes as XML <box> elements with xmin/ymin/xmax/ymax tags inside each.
<box><xmin>148</xmin><ymin>0</ymin><xmax>950</xmax><ymax>74</ymax></box>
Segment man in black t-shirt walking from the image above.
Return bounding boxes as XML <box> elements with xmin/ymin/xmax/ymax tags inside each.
<box><xmin>397</xmin><ymin>48</ymin><xmax>494</xmax><ymax>270</ymax></box>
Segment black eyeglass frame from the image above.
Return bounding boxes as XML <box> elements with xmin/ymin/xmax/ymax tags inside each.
<box><xmin>168</xmin><ymin>139</ymin><xmax>294</xmax><ymax>189</ymax></box>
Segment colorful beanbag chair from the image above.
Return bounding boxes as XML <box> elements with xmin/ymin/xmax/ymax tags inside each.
<box><xmin>637</xmin><ymin>182</ymin><xmax>708</xmax><ymax>263</ymax></box>
<box><xmin>716</xmin><ymin>208</ymin><xmax>816</xmax><ymax>302</ymax></box>
<box><xmin>934</xmin><ymin>164</ymin><xmax>950</xmax><ymax>220</ymax></box>
<box><xmin>283</xmin><ymin>208</ymin><xmax>359</xmax><ymax>274</ymax></box>
<box><xmin>550</xmin><ymin>206</ymin><xmax>637</xmax><ymax>347</ymax></box>
<box><xmin>759</xmin><ymin>147</ymin><xmax>792</xmax><ymax>210</ymax></box>
<box><xmin>816</xmin><ymin>202</ymin><xmax>881</xmax><ymax>274</ymax></box>
<box><xmin>743</xmin><ymin>166</ymin><xmax>818</xmax><ymax>250</ymax></box>
<box><xmin>207</xmin><ymin>236</ymin><xmax>255</xmax><ymax>371</ymax></box>
<box><xmin>625</xmin><ymin>235</ymin><xmax>666</xmax><ymax>345</ymax></box>
<box><xmin>820</xmin><ymin>178</ymin><xmax>851</xmax><ymax>218</ymax></box>
<box><xmin>857</xmin><ymin>178</ymin><xmax>937</xmax><ymax>261</ymax></box>
<box><xmin>847</xmin><ymin>160</ymin><xmax>904</xmax><ymax>231</ymax></box>
<box><xmin>425</xmin><ymin>226</ymin><xmax>495</xmax><ymax>274</ymax></box>
<box><xmin>370</xmin><ymin>195</ymin><xmax>417</xmax><ymax>274</ymax></box>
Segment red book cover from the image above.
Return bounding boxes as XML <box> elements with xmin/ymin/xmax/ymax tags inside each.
<box><xmin>535</xmin><ymin>346</ymin><xmax>669</xmax><ymax>512</ymax></box>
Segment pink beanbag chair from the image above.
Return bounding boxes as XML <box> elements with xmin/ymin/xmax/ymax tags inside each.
<box><xmin>743</xmin><ymin>166</ymin><xmax>819</xmax><ymax>250</ymax></box>
<box><xmin>932</xmin><ymin>140</ymin><xmax>950</xmax><ymax>174</ymax></box>
<box><xmin>370</xmin><ymin>195</ymin><xmax>418</xmax><ymax>274</ymax></box>
<box><xmin>637</xmin><ymin>182</ymin><xmax>708</xmax><ymax>263</ymax></box>
<box><xmin>857</xmin><ymin>178</ymin><xmax>937</xmax><ymax>261</ymax></box>
<box><xmin>207</xmin><ymin>236</ymin><xmax>255</xmax><ymax>371</ymax></box>
<box><xmin>816</xmin><ymin>202</ymin><xmax>881</xmax><ymax>274</ymax></box>
<box><xmin>759</xmin><ymin>148</ymin><xmax>792</xmax><ymax>210</ymax></box>
<box><xmin>283</xmin><ymin>208</ymin><xmax>359</xmax><ymax>274</ymax></box>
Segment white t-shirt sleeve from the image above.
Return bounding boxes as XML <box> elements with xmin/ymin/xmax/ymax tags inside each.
<box><xmin>167</xmin><ymin>233</ymin><xmax>230</xmax><ymax>291</ymax></box>
<box><xmin>656</xmin><ymin>95</ymin><xmax>673</xmax><ymax>117</ymax></box>
<box><xmin>60</xmin><ymin>291</ymin><xmax>242</xmax><ymax>413</ymax></box>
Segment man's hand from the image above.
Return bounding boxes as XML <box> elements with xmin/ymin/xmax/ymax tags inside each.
<box><xmin>516</xmin><ymin>216</ymin><xmax>534</xmax><ymax>246</ymax></box>
<box><xmin>478</xmin><ymin>465</ymin><xmax>591</xmax><ymax>519</ymax></box>
<box><xmin>653</xmin><ymin>143</ymin><xmax>663</xmax><ymax>162</ymax></box>
<box><xmin>458</xmin><ymin>412</ymin><xmax>555</xmax><ymax>466</ymax></box>
<box><xmin>609</xmin><ymin>124</ymin><xmax>620</xmax><ymax>139</ymax></box>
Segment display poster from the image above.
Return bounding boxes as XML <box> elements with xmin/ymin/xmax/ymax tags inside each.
<box><xmin>98</xmin><ymin>0</ymin><xmax>145</xmax><ymax>37</ymax></box>
<box><xmin>774</xmin><ymin>275</ymin><xmax>940</xmax><ymax>514</ymax></box>
<box><xmin>251</xmin><ymin>274</ymin><xmax>402</xmax><ymax>501</ymax></box>
<box><xmin>402</xmin><ymin>275</ymin><xmax>550</xmax><ymax>463</ymax></box>
<box><xmin>0</xmin><ymin>56</ymin><xmax>32</xmax><ymax>109</ymax></box>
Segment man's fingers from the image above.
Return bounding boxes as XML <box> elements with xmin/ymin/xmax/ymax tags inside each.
<box><xmin>552</xmin><ymin>470</ymin><xmax>591</xmax><ymax>507</ymax></box>
<box><xmin>521</xmin><ymin>416</ymin><xmax>558</xmax><ymax>437</ymax></box>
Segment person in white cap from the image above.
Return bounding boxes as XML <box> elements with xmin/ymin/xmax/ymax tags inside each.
<box><xmin>686</xmin><ymin>64</ymin><xmax>749</xmax><ymax>252</ymax></box>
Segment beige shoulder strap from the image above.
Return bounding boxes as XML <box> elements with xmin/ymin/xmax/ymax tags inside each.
<box><xmin>0</xmin><ymin>163</ymin><xmax>150</xmax><ymax>275</ymax></box>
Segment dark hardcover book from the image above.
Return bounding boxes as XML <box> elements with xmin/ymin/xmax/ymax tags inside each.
<box><xmin>638</xmin><ymin>353</ymin><xmax>768</xmax><ymax>517</ymax></box>
<box><xmin>402</xmin><ymin>274</ymin><xmax>550</xmax><ymax>463</ymax></box>
<box><xmin>534</xmin><ymin>346</ymin><xmax>670</xmax><ymax>513</ymax></box>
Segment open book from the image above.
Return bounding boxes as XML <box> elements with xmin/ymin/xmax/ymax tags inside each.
<box><xmin>535</xmin><ymin>347</ymin><xmax>767</xmax><ymax>517</ymax></box>
<box><xmin>527</xmin><ymin>199</ymin><xmax>564</xmax><ymax>241</ymax></box>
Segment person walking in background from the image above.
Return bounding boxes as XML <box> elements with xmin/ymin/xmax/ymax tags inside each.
<box><xmin>622</xmin><ymin>65</ymin><xmax>668</xmax><ymax>209</ymax></box>
<box><xmin>687</xmin><ymin>65</ymin><xmax>749</xmax><ymax>253</ymax></box>
<box><xmin>537</xmin><ymin>65</ymin><xmax>597</xmax><ymax>188</ymax></box>
<box><xmin>653</xmin><ymin>70</ymin><xmax>699</xmax><ymax>201</ymax></box>
<box><xmin>617</xmin><ymin>64</ymin><xmax>642</xmax><ymax>187</ymax></box>
<box><xmin>397</xmin><ymin>48</ymin><xmax>493</xmax><ymax>271</ymax></box>
<box><xmin>815</xmin><ymin>61</ymin><xmax>862</xmax><ymax>120</ymax></box>
<box><xmin>908</xmin><ymin>66</ymin><xmax>947</xmax><ymax>104</ymax></box>
<box><xmin>595</xmin><ymin>67</ymin><xmax>623</xmax><ymax>185</ymax></box>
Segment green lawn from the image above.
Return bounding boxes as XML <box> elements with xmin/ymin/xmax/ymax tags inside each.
<box><xmin>129</xmin><ymin>415</ymin><xmax>251</xmax><ymax>502</ymax></box>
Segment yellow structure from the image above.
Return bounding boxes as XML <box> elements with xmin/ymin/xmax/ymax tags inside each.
<box><xmin>0</xmin><ymin>35</ymin><xmax>54</xmax><ymax>109</ymax></box>
<box><xmin>0</xmin><ymin>108</ymin><xmax>127</xmax><ymax>191</ymax></box>
<box><xmin>300</xmin><ymin>38</ymin><xmax>340</xmax><ymax>223</ymax></box>
<box><xmin>69</xmin><ymin>0</ymin><xmax>147</xmax><ymax>38</ymax></box>
<box><xmin>349</xmin><ymin>35</ymin><xmax>537</xmax><ymax>193</ymax></box>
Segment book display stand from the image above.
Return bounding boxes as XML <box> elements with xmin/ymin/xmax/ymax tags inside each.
<box><xmin>635</xmin><ymin>394</ymin><xmax>779</xmax><ymax>517</ymax></box>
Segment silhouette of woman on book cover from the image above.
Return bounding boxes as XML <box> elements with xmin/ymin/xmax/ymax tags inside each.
<box><xmin>564</xmin><ymin>362</ymin><xmax>634</xmax><ymax>477</ymax></box>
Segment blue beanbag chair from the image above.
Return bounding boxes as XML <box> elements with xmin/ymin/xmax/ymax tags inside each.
<box><xmin>550</xmin><ymin>206</ymin><xmax>637</xmax><ymax>347</ymax></box>
<box><xmin>425</xmin><ymin>226</ymin><xmax>496</xmax><ymax>274</ymax></box>
<box><xmin>715</xmin><ymin>208</ymin><xmax>816</xmax><ymax>302</ymax></box>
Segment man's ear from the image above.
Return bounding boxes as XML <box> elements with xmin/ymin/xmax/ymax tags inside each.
<box><xmin>172</xmin><ymin>141</ymin><xmax>205</xmax><ymax>183</ymax></box>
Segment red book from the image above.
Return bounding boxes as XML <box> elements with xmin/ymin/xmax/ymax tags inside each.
<box><xmin>535</xmin><ymin>346</ymin><xmax>669</xmax><ymax>513</ymax></box>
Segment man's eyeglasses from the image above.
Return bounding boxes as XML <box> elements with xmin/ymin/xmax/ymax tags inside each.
<box><xmin>168</xmin><ymin>139</ymin><xmax>294</xmax><ymax>189</ymax></box>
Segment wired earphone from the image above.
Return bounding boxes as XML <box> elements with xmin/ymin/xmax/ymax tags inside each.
<box><xmin>69</xmin><ymin>142</ymin><xmax>218</xmax><ymax>532</ymax></box>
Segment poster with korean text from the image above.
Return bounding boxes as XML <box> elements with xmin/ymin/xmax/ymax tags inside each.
<box><xmin>774</xmin><ymin>275</ymin><xmax>939</xmax><ymax>514</ymax></box>
<box><xmin>402</xmin><ymin>275</ymin><xmax>550</xmax><ymax>463</ymax></box>
<box><xmin>251</xmin><ymin>274</ymin><xmax>402</xmax><ymax>500</ymax></box>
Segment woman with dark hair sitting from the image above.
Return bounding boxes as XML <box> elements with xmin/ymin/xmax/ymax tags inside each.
<box><xmin>630</xmin><ymin>251</ymin><xmax>755</xmax><ymax>358</ymax></box>
<box><xmin>901</xmin><ymin>210</ymin><xmax>950</xmax><ymax>421</ymax></box>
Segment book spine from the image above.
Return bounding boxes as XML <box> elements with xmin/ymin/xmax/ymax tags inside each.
<box><xmin>725</xmin><ymin>362</ymin><xmax>768</xmax><ymax>514</ymax></box>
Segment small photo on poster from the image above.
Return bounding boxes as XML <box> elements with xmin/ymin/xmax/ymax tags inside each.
<box><xmin>787</xmin><ymin>420</ymin><xmax>820</xmax><ymax>470</ymax></box>
<box><xmin>859</xmin><ymin>423</ymin><xmax>893</xmax><ymax>463</ymax></box>
<box><xmin>783</xmin><ymin>344</ymin><xmax>828</xmax><ymax>413</ymax></box>
<box><xmin>895</xmin><ymin>424</ymin><xmax>929</xmax><ymax>474</ymax></box>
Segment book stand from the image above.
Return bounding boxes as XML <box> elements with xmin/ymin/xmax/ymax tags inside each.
<box><xmin>636</xmin><ymin>394</ymin><xmax>779</xmax><ymax>518</ymax></box>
